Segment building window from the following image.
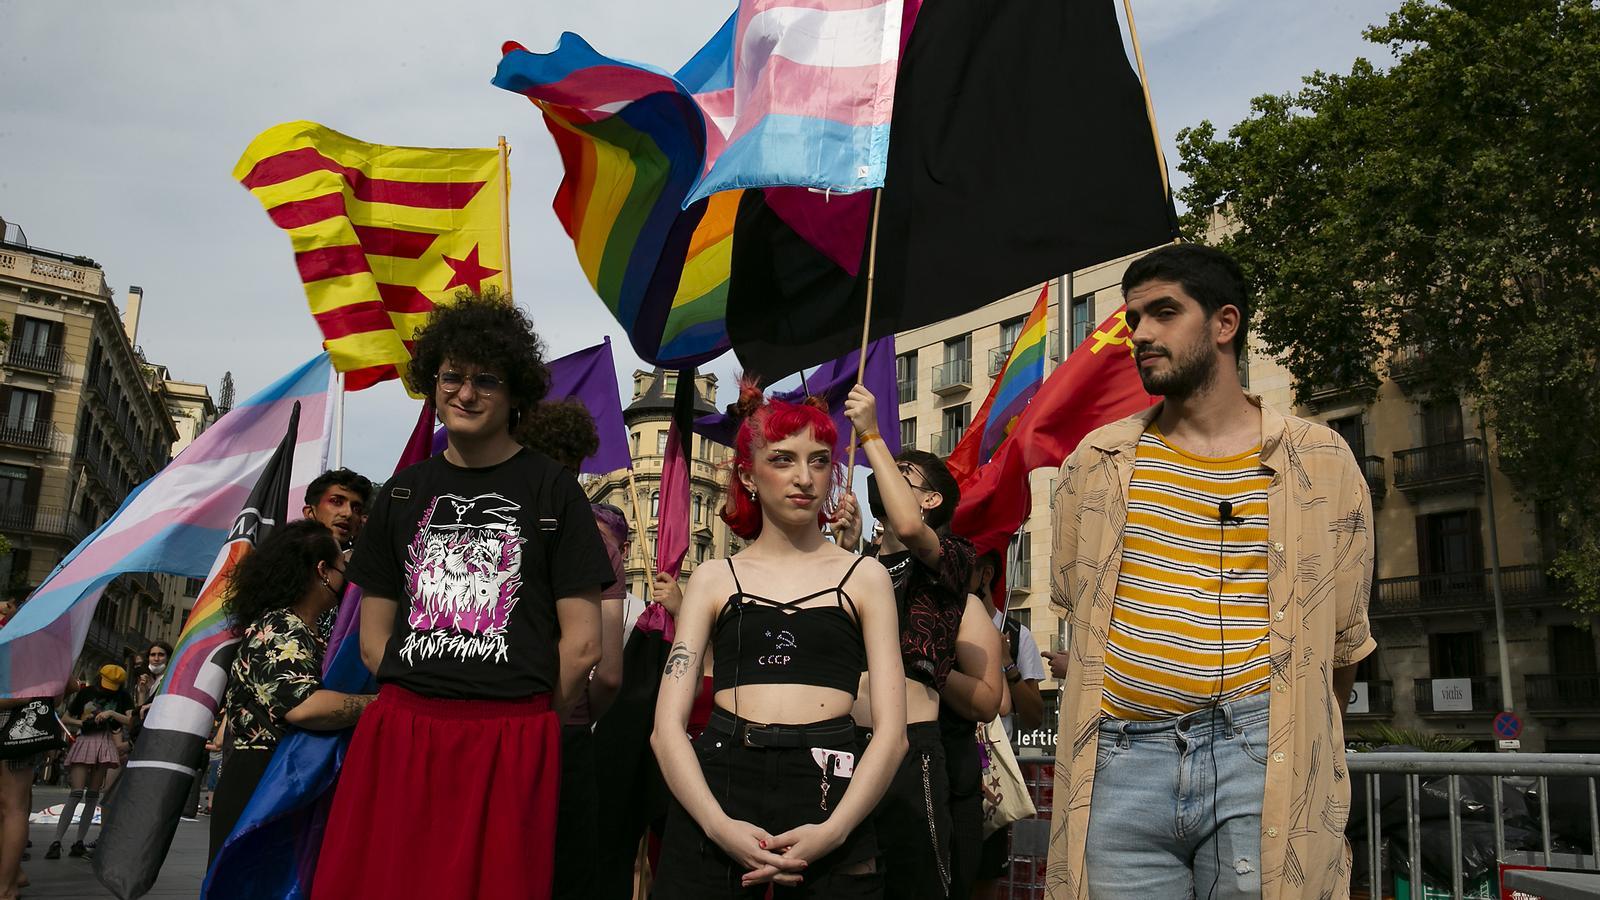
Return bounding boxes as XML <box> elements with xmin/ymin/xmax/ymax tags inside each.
<box><xmin>1328</xmin><ymin>415</ymin><xmax>1366</xmax><ymax>459</ymax></box>
<box><xmin>696</xmin><ymin>541</ymin><xmax>708</xmax><ymax>563</ymax></box>
<box><xmin>184</xmin><ymin>577</ymin><xmax>204</xmax><ymax>598</ymax></box>
<box><xmin>1071</xmin><ymin>294</ymin><xmax>1094</xmax><ymax>349</ymax></box>
<box><xmin>4</xmin><ymin>388</ymin><xmax>45</xmax><ymax>433</ymax></box>
<box><xmin>896</xmin><ymin>352</ymin><xmax>917</xmax><ymax>403</ymax></box>
<box><xmin>1550</xmin><ymin>625</ymin><xmax>1597</xmax><ymax>674</ymax></box>
<box><xmin>651</xmin><ymin>491</ymin><xmax>660</xmax><ymax>518</ymax></box>
<box><xmin>693</xmin><ymin>494</ymin><xmax>703</xmax><ymax>524</ymax></box>
<box><xmin>1429</xmin><ymin>631</ymin><xmax>1483</xmax><ymax>678</ymax></box>
<box><xmin>662</xmin><ymin>373</ymin><xmax>678</xmax><ymax>397</ymax></box>
<box><xmin>1422</xmin><ymin>397</ymin><xmax>1464</xmax><ymax>445</ymax></box>
<box><xmin>631</xmin><ymin>431</ymin><xmax>640</xmax><ymax>456</ymax></box>
<box><xmin>900</xmin><ymin>418</ymin><xmax>917</xmax><ymax>451</ymax></box>
<box><xmin>1008</xmin><ymin>531</ymin><xmax>1032</xmax><ymax>586</ymax></box>
<box><xmin>657</xmin><ymin>432</ymin><xmax>669</xmax><ymax>455</ymax></box>
<box><xmin>0</xmin><ymin>466</ymin><xmax>27</xmax><ymax>516</ymax></box>
<box><xmin>697</xmin><ymin>435</ymin><xmax>711</xmax><ymax>460</ymax></box>
<box><xmin>1012</xmin><ymin>607</ymin><xmax>1032</xmax><ymax>633</ymax></box>
<box><xmin>1417</xmin><ymin>509</ymin><xmax>1482</xmax><ymax>586</ymax></box>
<box><xmin>942</xmin><ymin>404</ymin><xmax>971</xmax><ymax>440</ymax></box>
<box><xmin>998</xmin><ymin>316</ymin><xmax>1025</xmax><ymax>355</ymax></box>
<box><xmin>13</xmin><ymin>317</ymin><xmax>61</xmax><ymax>365</ymax></box>
<box><xmin>944</xmin><ymin>334</ymin><xmax>972</xmax><ymax>366</ymax></box>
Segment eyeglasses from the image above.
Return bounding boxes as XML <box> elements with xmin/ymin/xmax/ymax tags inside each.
<box><xmin>897</xmin><ymin>462</ymin><xmax>935</xmax><ymax>493</ymax></box>
<box><xmin>438</xmin><ymin>371</ymin><xmax>503</xmax><ymax>395</ymax></box>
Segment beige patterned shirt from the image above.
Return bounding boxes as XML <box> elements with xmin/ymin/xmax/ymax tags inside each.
<box><xmin>1046</xmin><ymin>398</ymin><xmax>1376</xmax><ymax>900</ymax></box>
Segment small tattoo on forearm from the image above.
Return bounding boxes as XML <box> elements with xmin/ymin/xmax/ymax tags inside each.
<box><xmin>334</xmin><ymin>694</ymin><xmax>372</xmax><ymax>726</ymax></box>
<box><xmin>665</xmin><ymin>643</ymin><xmax>696</xmax><ymax>680</ymax></box>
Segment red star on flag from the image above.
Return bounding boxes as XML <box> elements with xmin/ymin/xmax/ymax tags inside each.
<box><xmin>441</xmin><ymin>244</ymin><xmax>502</xmax><ymax>293</ymax></box>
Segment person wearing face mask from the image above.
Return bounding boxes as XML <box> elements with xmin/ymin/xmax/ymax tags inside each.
<box><xmin>209</xmin><ymin>519</ymin><xmax>377</xmax><ymax>863</ymax></box>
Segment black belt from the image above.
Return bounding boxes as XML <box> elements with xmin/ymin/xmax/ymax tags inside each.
<box><xmin>707</xmin><ymin>708</ymin><xmax>856</xmax><ymax>749</ymax></box>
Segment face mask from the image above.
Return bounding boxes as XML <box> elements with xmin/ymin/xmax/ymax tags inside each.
<box><xmin>865</xmin><ymin>472</ymin><xmax>886</xmax><ymax>520</ymax></box>
<box><xmin>147</xmin><ymin>662</ymin><xmax>167</xmax><ymax>676</ymax></box>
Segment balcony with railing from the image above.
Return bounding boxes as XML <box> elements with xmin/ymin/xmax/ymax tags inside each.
<box><xmin>932</xmin><ymin>359</ymin><xmax>972</xmax><ymax>395</ymax></box>
<box><xmin>986</xmin><ymin>344</ymin><xmax>1012</xmax><ymax>378</ymax></box>
<box><xmin>931</xmin><ymin>429</ymin><xmax>963</xmax><ymax>456</ymax></box>
<box><xmin>897</xmin><ymin>375</ymin><xmax>917</xmax><ymax>404</ymax></box>
<box><xmin>1359</xmin><ymin>455</ymin><xmax>1387</xmax><ymax>502</ymax></box>
<box><xmin>1344</xmin><ymin>680</ymin><xmax>1394</xmax><ymax>718</ymax></box>
<box><xmin>1392</xmin><ymin>438</ymin><xmax>1485</xmax><ymax>495</ymax></box>
<box><xmin>0</xmin><ymin>505</ymin><xmax>92</xmax><ymax>544</ymax></box>
<box><xmin>3</xmin><ymin>343</ymin><xmax>66</xmax><ymax>375</ymax></box>
<box><xmin>1304</xmin><ymin>371</ymin><xmax>1379</xmax><ymax>412</ymax></box>
<box><xmin>1413</xmin><ymin>676</ymin><xmax>1495</xmax><ymax>715</ymax></box>
<box><xmin>1526</xmin><ymin>674</ymin><xmax>1600</xmax><ymax>716</ymax></box>
<box><xmin>0</xmin><ymin>420</ymin><xmax>64</xmax><ymax>453</ymax></box>
<box><xmin>1373</xmin><ymin>564</ymin><xmax>1562</xmax><ymax>617</ymax></box>
<box><xmin>1387</xmin><ymin>343</ymin><xmax>1432</xmax><ymax>390</ymax></box>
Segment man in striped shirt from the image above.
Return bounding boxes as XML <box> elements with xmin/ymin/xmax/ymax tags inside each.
<box><xmin>1043</xmin><ymin>244</ymin><xmax>1376</xmax><ymax>900</ymax></box>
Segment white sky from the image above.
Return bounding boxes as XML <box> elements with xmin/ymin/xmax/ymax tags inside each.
<box><xmin>0</xmin><ymin>0</ymin><xmax>1398</xmax><ymax>480</ymax></box>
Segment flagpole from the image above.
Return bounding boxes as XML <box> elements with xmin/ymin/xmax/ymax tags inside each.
<box><xmin>333</xmin><ymin>371</ymin><xmax>345</xmax><ymax>468</ymax></box>
<box><xmin>625</xmin><ymin>469</ymin><xmax>652</xmax><ymax>586</ymax></box>
<box><xmin>498</xmin><ymin>135</ymin><xmax>514</xmax><ymax>297</ymax></box>
<box><xmin>844</xmin><ymin>188</ymin><xmax>885</xmax><ymax>473</ymax></box>
<box><xmin>1120</xmin><ymin>0</ymin><xmax>1171</xmax><ymax>199</ymax></box>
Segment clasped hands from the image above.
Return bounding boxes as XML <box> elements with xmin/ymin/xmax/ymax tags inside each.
<box><xmin>710</xmin><ymin>815</ymin><xmax>845</xmax><ymax>888</ymax></box>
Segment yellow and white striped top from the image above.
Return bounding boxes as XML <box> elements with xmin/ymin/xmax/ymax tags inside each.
<box><xmin>1100</xmin><ymin>428</ymin><xmax>1273</xmax><ymax>721</ymax></box>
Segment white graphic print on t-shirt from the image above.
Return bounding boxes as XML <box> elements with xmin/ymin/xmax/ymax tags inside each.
<box><xmin>401</xmin><ymin>492</ymin><xmax>525</xmax><ymax>666</ymax></box>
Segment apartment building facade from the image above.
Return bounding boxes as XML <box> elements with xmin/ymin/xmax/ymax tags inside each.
<box><xmin>0</xmin><ymin>224</ymin><xmax>184</xmax><ymax>675</ymax></box>
<box><xmin>586</xmin><ymin>369</ymin><xmax>740</xmax><ymax>598</ymax></box>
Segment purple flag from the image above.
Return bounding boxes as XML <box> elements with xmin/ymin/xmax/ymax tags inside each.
<box><xmin>696</xmin><ymin>335</ymin><xmax>900</xmax><ymax>463</ymax></box>
<box><xmin>548</xmin><ymin>336</ymin><xmax>632</xmax><ymax>475</ymax></box>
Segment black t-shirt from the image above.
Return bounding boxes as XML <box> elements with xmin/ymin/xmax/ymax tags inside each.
<box><xmin>68</xmin><ymin>686</ymin><xmax>133</xmax><ymax>735</ymax></box>
<box><xmin>346</xmin><ymin>448</ymin><xmax>614</xmax><ymax>700</ymax></box>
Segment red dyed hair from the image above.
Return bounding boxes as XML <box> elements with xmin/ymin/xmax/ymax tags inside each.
<box><xmin>720</xmin><ymin>379</ymin><xmax>842</xmax><ymax>540</ymax></box>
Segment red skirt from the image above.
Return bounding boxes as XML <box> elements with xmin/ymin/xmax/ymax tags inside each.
<box><xmin>311</xmin><ymin>685</ymin><xmax>561</xmax><ymax>900</ymax></box>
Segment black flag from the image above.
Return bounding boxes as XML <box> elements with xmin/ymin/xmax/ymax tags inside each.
<box><xmin>727</xmin><ymin>0</ymin><xmax>1179</xmax><ymax>380</ymax></box>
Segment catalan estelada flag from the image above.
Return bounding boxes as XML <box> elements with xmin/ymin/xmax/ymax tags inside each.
<box><xmin>233</xmin><ymin>122</ymin><xmax>506</xmax><ymax>390</ymax></box>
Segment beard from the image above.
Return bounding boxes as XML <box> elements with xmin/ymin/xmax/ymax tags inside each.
<box><xmin>1136</xmin><ymin>336</ymin><xmax>1218</xmax><ymax>399</ymax></box>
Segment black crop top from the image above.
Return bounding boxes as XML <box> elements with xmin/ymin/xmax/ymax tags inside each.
<box><xmin>710</xmin><ymin>557</ymin><xmax>868</xmax><ymax>697</ymax></box>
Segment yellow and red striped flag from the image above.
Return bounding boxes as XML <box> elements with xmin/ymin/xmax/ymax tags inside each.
<box><xmin>233</xmin><ymin>121</ymin><xmax>506</xmax><ymax>391</ymax></box>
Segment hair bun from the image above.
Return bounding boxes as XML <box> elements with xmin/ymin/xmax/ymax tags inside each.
<box><xmin>801</xmin><ymin>394</ymin><xmax>830</xmax><ymax>414</ymax></box>
<box><xmin>728</xmin><ymin>374</ymin><xmax>766</xmax><ymax>423</ymax></box>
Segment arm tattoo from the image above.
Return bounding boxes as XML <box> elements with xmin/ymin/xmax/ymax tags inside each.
<box><xmin>664</xmin><ymin>642</ymin><xmax>696</xmax><ymax>681</ymax></box>
<box><xmin>331</xmin><ymin>694</ymin><xmax>373</xmax><ymax>727</ymax></box>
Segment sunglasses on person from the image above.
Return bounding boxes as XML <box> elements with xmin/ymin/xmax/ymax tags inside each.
<box><xmin>438</xmin><ymin>371</ymin><xmax>503</xmax><ymax>395</ymax></box>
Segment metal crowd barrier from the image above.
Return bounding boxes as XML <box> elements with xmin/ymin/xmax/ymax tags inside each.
<box><xmin>1005</xmin><ymin>753</ymin><xmax>1600</xmax><ymax>900</ymax></box>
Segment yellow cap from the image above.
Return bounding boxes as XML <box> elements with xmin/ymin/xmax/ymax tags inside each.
<box><xmin>99</xmin><ymin>664</ymin><xmax>127</xmax><ymax>689</ymax></box>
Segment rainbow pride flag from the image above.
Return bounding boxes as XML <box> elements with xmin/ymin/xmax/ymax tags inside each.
<box><xmin>980</xmin><ymin>286</ymin><xmax>1050</xmax><ymax>461</ymax></box>
<box><xmin>946</xmin><ymin>285</ymin><xmax>1049</xmax><ymax>481</ymax></box>
<box><xmin>493</xmin><ymin>18</ymin><xmax>739</xmax><ymax>367</ymax></box>
<box><xmin>0</xmin><ymin>354</ymin><xmax>333</xmax><ymax>699</ymax></box>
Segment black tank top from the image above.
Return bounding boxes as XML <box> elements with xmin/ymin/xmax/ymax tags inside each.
<box><xmin>711</xmin><ymin>557</ymin><xmax>867</xmax><ymax>697</ymax></box>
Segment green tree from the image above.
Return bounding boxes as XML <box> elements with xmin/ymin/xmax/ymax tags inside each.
<box><xmin>1176</xmin><ymin>0</ymin><xmax>1600</xmax><ymax>611</ymax></box>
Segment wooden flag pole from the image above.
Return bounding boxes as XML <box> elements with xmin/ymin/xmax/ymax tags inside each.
<box><xmin>844</xmin><ymin>188</ymin><xmax>885</xmax><ymax>474</ymax></box>
<box><xmin>625</xmin><ymin>469</ymin><xmax>652</xmax><ymax>584</ymax></box>
<box><xmin>498</xmin><ymin>135</ymin><xmax>514</xmax><ymax>296</ymax></box>
<box><xmin>1120</xmin><ymin>0</ymin><xmax>1171</xmax><ymax>199</ymax></box>
<box><xmin>332</xmin><ymin>371</ymin><xmax>346</xmax><ymax>468</ymax></box>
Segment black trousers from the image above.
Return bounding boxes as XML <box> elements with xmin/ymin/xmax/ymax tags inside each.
<box><xmin>862</xmin><ymin>722</ymin><xmax>952</xmax><ymax>900</ymax></box>
<box><xmin>943</xmin><ymin>716</ymin><xmax>984</xmax><ymax>900</ymax></box>
<box><xmin>553</xmin><ymin>724</ymin><xmax>598</xmax><ymax>899</ymax></box>
<box><xmin>654</xmin><ymin>711</ymin><xmax>880</xmax><ymax>900</ymax></box>
<box><xmin>208</xmin><ymin>748</ymin><xmax>273</xmax><ymax>865</ymax></box>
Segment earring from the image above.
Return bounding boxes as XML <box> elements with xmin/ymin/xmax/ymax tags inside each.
<box><xmin>746</xmin><ymin>487</ymin><xmax>756</xmax><ymax>500</ymax></box>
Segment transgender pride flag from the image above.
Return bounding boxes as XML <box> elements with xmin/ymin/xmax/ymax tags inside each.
<box><xmin>0</xmin><ymin>353</ymin><xmax>334</xmax><ymax>699</ymax></box>
<box><xmin>686</xmin><ymin>0</ymin><xmax>904</xmax><ymax>204</ymax></box>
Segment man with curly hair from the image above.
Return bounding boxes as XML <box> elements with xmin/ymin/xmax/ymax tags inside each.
<box><xmin>312</xmin><ymin>293</ymin><xmax>615</xmax><ymax>900</ymax></box>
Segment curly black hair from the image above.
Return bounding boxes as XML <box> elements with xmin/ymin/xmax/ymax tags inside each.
<box><xmin>221</xmin><ymin>519</ymin><xmax>342</xmax><ymax>636</ymax></box>
<box><xmin>516</xmin><ymin>399</ymin><xmax>599</xmax><ymax>473</ymax></box>
<box><xmin>406</xmin><ymin>288</ymin><xmax>551</xmax><ymax>431</ymax></box>
<box><xmin>305</xmin><ymin>468</ymin><xmax>374</xmax><ymax>508</ymax></box>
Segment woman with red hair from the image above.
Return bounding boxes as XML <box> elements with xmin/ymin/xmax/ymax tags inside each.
<box><xmin>651</xmin><ymin>385</ymin><xmax>907</xmax><ymax>899</ymax></box>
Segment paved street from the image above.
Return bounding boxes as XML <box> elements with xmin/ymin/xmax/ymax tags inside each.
<box><xmin>22</xmin><ymin>786</ymin><xmax>206</xmax><ymax>898</ymax></box>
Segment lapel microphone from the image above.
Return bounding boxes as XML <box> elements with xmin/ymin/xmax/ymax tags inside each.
<box><xmin>1217</xmin><ymin>500</ymin><xmax>1242</xmax><ymax>525</ymax></box>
